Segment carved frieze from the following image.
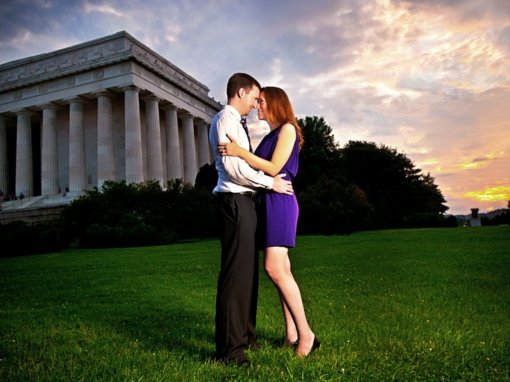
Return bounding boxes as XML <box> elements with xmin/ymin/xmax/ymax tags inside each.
<box><xmin>0</xmin><ymin>31</ymin><xmax>221</xmax><ymax>111</ymax></box>
<box><xmin>0</xmin><ymin>36</ymin><xmax>130</xmax><ymax>90</ymax></box>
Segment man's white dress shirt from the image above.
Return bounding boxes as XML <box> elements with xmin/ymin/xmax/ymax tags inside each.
<box><xmin>209</xmin><ymin>105</ymin><xmax>273</xmax><ymax>193</ymax></box>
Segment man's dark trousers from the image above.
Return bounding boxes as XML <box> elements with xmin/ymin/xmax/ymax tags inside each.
<box><xmin>215</xmin><ymin>193</ymin><xmax>259</xmax><ymax>360</ymax></box>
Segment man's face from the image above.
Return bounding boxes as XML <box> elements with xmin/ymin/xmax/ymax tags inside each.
<box><xmin>240</xmin><ymin>85</ymin><xmax>260</xmax><ymax>115</ymax></box>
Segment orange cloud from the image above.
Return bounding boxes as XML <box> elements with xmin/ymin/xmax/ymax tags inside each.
<box><xmin>464</xmin><ymin>186</ymin><xmax>510</xmax><ymax>202</ymax></box>
<box><xmin>456</xmin><ymin>152</ymin><xmax>506</xmax><ymax>173</ymax></box>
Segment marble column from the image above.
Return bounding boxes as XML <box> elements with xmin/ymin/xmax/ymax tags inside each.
<box><xmin>15</xmin><ymin>110</ymin><xmax>33</xmax><ymax>197</ymax></box>
<box><xmin>41</xmin><ymin>104</ymin><xmax>59</xmax><ymax>195</ymax></box>
<box><xmin>69</xmin><ymin>99</ymin><xmax>87</xmax><ymax>192</ymax></box>
<box><xmin>196</xmin><ymin>120</ymin><xmax>210</xmax><ymax>168</ymax></box>
<box><xmin>163</xmin><ymin>104</ymin><xmax>182</xmax><ymax>180</ymax></box>
<box><xmin>124</xmin><ymin>86</ymin><xmax>144</xmax><ymax>183</ymax></box>
<box><xmin>144</xmin><ymin>95</ymin><xmax>164</xmax><ymax>185</ymax></box>
<box><xmin>97</xmin><ymin>92</ymin><xmax>114</xmax><ymax>188</ymax></box>
<box><xmin>0</xmin><ymin>115</ymin><xmax>7</xmax><ymax>195</ymax></box>
<box><xmin>182</xmin><ymin>112</ymin><xmax>197</xmax><ymax>184</ymax></box>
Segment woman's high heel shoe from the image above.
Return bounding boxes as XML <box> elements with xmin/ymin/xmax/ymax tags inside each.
<box><xmin>310</xmin><ymin>337</ymin><xmax>320</xmax><ymax>353</ymax></box>
<box><xmin>296</xmin><ymin>336</ymin><xmax>320</xmax><ymax>358</ymax></box>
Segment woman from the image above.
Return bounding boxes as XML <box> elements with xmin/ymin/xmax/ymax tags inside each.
<box><xmin>219</xmin><ymin>86</ymin><xmax>320</xmax><ymax>358</ymax></box>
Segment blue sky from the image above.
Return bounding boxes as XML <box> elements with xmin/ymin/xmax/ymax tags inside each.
<box><xmin>1</xmin><ymin>0</ymin><xmax>509</xmax><ymax>214</ymax></box>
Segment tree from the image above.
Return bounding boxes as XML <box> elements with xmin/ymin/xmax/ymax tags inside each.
<box><xmin>339</xmin><ymin>141</ymin><xmax>448</xmax><ymax>227</ymax></box>
<box><xmin>295</xmin><ymin>117</ymin><xmax>377</xmax><ymax>232</ymax></box>
<box><xmin>195</xmin><ymin>163</ymin><xmax>218</xmax><ymax>192</ymax></box>
<box><xmin>294</xmin><ymin>123</ymin><xmax>449</xmax><ymax>232</ymax></box>
<box><xmin>295</xmin><ymin>116</ymin><xmax>343</xmax><ymax>193</ymax></box>
<box><xmin>298</xmin><ymin>176</ymin><xmax>373</xmax><ymax>234</ymax></box>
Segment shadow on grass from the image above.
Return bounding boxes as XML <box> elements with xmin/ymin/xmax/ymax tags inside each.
<box><xmin>98</xmin><ymin>303</ymin><xmax>215</xmax><ymax>360</ymax></box>
<box><xmin>61</xmin><ymin>277</ymin><xmax>217</xmax><ymax>363</ymax></box>
<box><xmin>90</xmin><ymin>299</ymin><xmax>292</xmax><ymax>363</ymax></box>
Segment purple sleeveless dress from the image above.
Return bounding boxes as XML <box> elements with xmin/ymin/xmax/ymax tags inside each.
<box><xmin>255</xmin><ymin>126</ymin><xmax>300</xmax><ymax>249</ymax></box>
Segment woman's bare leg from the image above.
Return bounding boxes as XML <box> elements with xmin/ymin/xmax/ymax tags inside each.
<box><xmin>280</xmin><ymin>295</ymin><xmax>298</xmax><ymax>346</ymax></box>
<box><xmin>264</xmin><ymin>247</ymin><xmax>316</xmax><ymax>357</ymax></box>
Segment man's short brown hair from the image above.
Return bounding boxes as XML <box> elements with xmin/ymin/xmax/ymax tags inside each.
<box><xmin>226</xmin><ymin>73</ymin><xmax>261</xmax><ymax>99</ymax></box>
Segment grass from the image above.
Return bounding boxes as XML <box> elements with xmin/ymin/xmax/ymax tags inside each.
<box><xmin>1</xmin><ymin>226</ymin><xmax>509</xmax><ymax>381</ymax></box>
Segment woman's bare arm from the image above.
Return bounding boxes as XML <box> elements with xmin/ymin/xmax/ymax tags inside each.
<box><xmin>219</xmin><ymin>123</ymin><xmax>296</xmax><ymax>176</ymax></box>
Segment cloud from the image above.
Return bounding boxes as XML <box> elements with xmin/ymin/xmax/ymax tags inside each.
<box><xmin>83</xmin><ymin>1</ymin><xmax>123</xmax><ymax>16</ymax></box>
<box><xmin>0</xmin><ymin>0</ymin><xmax>509</xmax><ymax>214</ymax></box>
<box><xmin>397</xmin><ymin>0</ymin><xmax>510</xmax><ymax>21</ymax></box>
<box><xmin>0</xmin><ymin>0</ymin><xmax>103</xmax><ymax>61</ymax></box>
<box><xmin>465</xmin><ymin>186</ymin><xmax>510</xmax><ymax>202</ymax></box>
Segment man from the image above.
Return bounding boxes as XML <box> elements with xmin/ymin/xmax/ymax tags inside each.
<box><xmin>209</xmin><ymin>73</ymin><xmax>293</xmax><ymax>366</ymax></box>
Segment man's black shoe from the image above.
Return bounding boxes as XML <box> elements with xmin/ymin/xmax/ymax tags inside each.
<box><xmin>217</xmin><ymin>350</ymin><xmax>250</xmax><ymax>367</ymax></box>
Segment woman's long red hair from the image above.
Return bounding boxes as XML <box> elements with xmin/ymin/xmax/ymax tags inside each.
<box><xmin>261</xmin><ymin>87</ymin><xmax>304</xmax><ymax>149</ymax></box>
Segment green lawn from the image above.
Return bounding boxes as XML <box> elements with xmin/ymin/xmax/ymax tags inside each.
<box><xmin>1</xmin><ymin>227</ymin><xmax>509</xmax><ymax>381</ymax></box>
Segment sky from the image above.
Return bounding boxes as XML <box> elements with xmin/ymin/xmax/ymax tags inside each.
<box><xmin>1</xmin><ymin>0</ymin><xmax>509</xmax><ymax>215</ymax></box>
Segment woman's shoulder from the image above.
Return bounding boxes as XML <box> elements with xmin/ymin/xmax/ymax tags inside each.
<box><xmin>278</xmin><ymin>123</ymin><xmax>297</xmax><ymax>138</ymax></box>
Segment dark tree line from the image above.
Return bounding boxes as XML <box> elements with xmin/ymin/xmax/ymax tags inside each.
<box><xmin>295</xmin><ymin>116</ymin><xmax>451</xmax><ymax>233</ymax></box>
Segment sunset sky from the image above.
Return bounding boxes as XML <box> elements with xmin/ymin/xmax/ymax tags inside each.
<box><xmin>1</xmin><ymin>0</ymin><xmax>509</xmax><ymax>215</ymax></box>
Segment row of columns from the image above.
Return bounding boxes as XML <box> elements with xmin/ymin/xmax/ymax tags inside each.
<box><xmin>0</xmin><ymin>86</ymin><xmax>212</xmax><ymax>198</ymax></box>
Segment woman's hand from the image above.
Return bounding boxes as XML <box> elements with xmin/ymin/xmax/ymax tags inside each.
<box><xmin>218</xmin><ymin>134</ymin><xmax>242</xmax><ymax>157</ymax></box>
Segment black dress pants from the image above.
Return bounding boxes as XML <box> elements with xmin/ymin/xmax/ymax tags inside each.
<box><xmin>215</xmin><ymin>193</ymin><xmax>259</xmax><ymax>359</ymax></box>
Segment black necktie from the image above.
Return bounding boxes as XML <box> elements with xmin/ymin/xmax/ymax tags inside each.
<box><xmin>240</xmin><ymin>117</ymin><xmax>253</xmax><ymax>152</ymax></box>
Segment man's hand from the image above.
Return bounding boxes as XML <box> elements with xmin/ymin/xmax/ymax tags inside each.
<box><xmin>272</xmin><ymin>174</ymin><xmax>293</xmax><ymax>195</ymax></box>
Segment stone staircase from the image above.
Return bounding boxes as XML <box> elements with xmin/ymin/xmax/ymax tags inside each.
<box><xmin>0</xmin><ymin>193</ymin><xmax>80</xmax><ymax>224</ymax></box>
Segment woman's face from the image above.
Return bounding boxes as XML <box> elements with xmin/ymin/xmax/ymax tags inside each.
<box><xmin>257</xmin><ymin>92</ymin><xmax>267</xmax><ymax>121</ymax></box>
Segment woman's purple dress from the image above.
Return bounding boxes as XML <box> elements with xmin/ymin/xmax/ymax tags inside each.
<box><xmin>255</xmin><ymin>126</ymin><xmax>300</xmax><ymax>249</ymax></box>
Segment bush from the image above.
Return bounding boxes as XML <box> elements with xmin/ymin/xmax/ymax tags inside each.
<box><xmin>79</xmin><ymin>221</ymin><xmax>177</xmax><ymax>248</ymax></box>
<box><xmin>401</xmin><ymin>213</ymin><xmax>458</xmax><ymax>228</ymax></box>
<box><xmin>60</xmin><ymin>179</ymin><xmax>216</xmax><ymax>248</ymax></box>
<box><xmin>0</xmin><ymin>221</ymin><xmax>64</xmax><ymax>257</ymax></box>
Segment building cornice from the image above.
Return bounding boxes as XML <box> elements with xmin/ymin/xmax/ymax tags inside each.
<box><xmin>0</xmin><ymin>31</ymin><xmax>221</xmax><ymax>110</ymax></box>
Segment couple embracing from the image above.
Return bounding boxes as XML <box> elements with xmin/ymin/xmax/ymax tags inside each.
<box><xmin>209</xmin><ymin>73</ymin><xmax>320</xmax><ymax>366</ymax></box>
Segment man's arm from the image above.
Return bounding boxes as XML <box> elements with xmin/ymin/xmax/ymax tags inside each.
<box><xmin>213</xmin><ymin>114</ymin><xmax>293</xmax><ymax>193</ymax></box>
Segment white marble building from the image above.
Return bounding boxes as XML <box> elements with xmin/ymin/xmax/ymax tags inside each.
<box><xmin>0</xmin><ymin>31</ymin><xmax>221</xmax><ymax>203</ymax></box>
